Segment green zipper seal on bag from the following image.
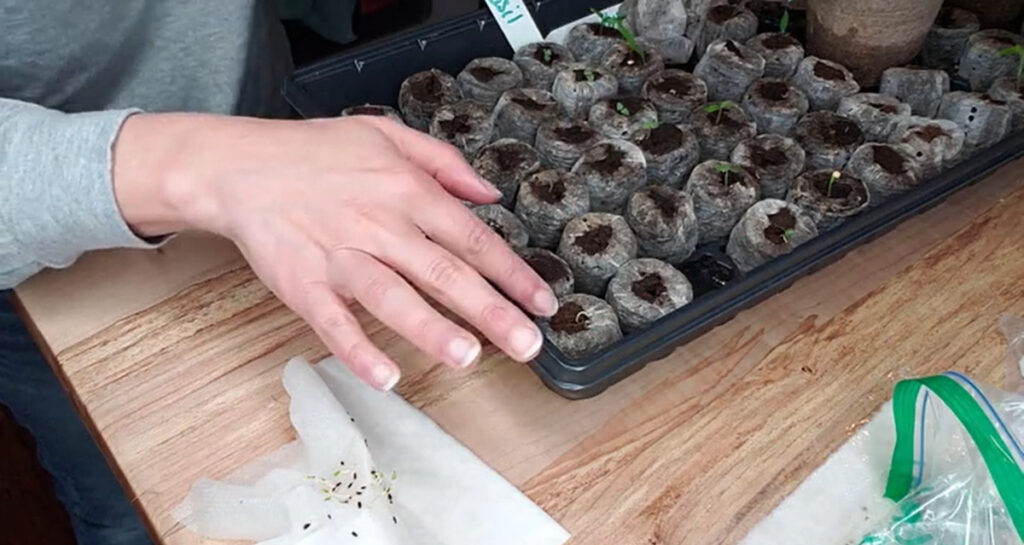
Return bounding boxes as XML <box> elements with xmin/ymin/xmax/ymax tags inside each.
<box><xmin>884</xmin><ymin>375</ymin><xmax>1024</xmax><ymax>540</ymax></box>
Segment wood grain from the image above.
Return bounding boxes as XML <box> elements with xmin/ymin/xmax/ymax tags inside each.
<box><xmin>14</xmin><ymin>159</ymin><xmax>1024</xmax><ymax>545</ymax></box>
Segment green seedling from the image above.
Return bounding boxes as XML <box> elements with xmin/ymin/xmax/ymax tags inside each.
<box><xmin>998</xmin><ymin>44</ymin><xmax>1024</xmax><ymax>89</ymax></box>
<box><xmin>591</xmin><ymin>8</ymin><xmax>646</xmax><ymax>62</ymax></box>
<box><xmin>826</xmin><ymin>170</ymin><xmax>841</xmax><ymax>197</ymax></box>
<box><xmin>781</xmin><ymin>228</ymin><xmax>795</xmax><ymax>244</ymax></box>
<box><xmin>584</xmin><ymin>68</ymin><xmax>596</xmax><ymax>82</ymax></box>
<box><xmin>703</xmin><ymin>100</ymin><xmax>735</xmax><ymax>124</ymax></box>
<box><xmin>779</xmin><ymin>9</ymin><xmax>790</xmax><ymax>34</ymax></box>
<box><xmin>542</xmin><ymin>47</ymin><xmax>553</xmax><ymax>63</ymax></box>
<box><xmin>641</xmin><ymin>119</ymin><xmax>658</xmax><ymax>129</ymax></box>
<box><xmin>615</xmin><ymin>101</ymin><xmax>630</xmax><ymax>116</ymax></box>
<box><xmin>715</xmin><ymin>162</ymin><xmax>741</xmax><ymax>185</ymax></box>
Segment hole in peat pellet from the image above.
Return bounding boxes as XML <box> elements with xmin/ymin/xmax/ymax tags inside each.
<box><xmin>574</xmin><ymin>224</ymin><xmax>614</xmax><ymax>255</ymax></box>
<box><xmin>511</xmin><ymin>96</ymin><xmax>550</xmax><ymax>112</ymax></box>
<box><xmin>872</xmin><ymin>145</ymin><xmax>907</xmax><ymax>174</ymax></box>
<box><xmin>706</xmin><ymin>109</ymin><xmax>744</xmax><ymax>129</ymax></box>
<box><xmin>469</xmin><ymin>66</ymin><xmax>504</xmax><ymax>83</ymax></box>
<box><xmin>757</xmin><ymin>80</ymin><xmax>790</xmax><ymax>101</ymax></box>
<box><xmin>410</xmin><ymin>73</ymin><xmax>444</xmax><ymax>103</ymax></box>
<box><xmin>813</xmin><ymin>61</ymin><xmax>846</xmax><ymax>81</ymax></box>
<box><xmin>550</xmin><ymin>302</ymin><xmax>590</xmax><ymax>334</ymax></box>
<box><xmin>763</xmin><ymin>33</ymin><xmax>799</xmax><ymax>50</ymax></box>
<box><xmin>553</xmin><ymin>125</ymin><xmax>596</xmax><ymax>144</ymax></box>
<box><xmin>631</xmin><ymin>273</ymin><xmax>668</xmax><ymax>304</ymax></box>
<box><xmin>812</xmin><ymin>172</ymin><xmax>854</xmax><ymax>199</ymax></box>
<box><xmin>530</xmin><ymin>178</ymin><xmax>567</xmax><ymax>203</ymax></box>
<box><xmin>724</xmin><ymin>40</ymin><xmax>744</xmax><ymax>58</ymax></box>
<box><xmin>347</xmin><ymin>105</ymin><xmax>390</xmax><ymax>116</ymax></box>
<box><xmin>763</xmin><ymin>207</ymin><xmax>797</xmax><ymax>244</ymax></box>
<box><xmin>609</xmin><ymin>96</ymin><xmax>647</xmax><ymax>115</ymax></box>
<box><xmin>588</xmin><ymin>146</ymin><xmax>627</xmax><ymax>175</ymax></box>
<box><xmin>652</xmin><ymin>75</ymin><xmax>694</xmax><ymax>97</ymax></box>
<box><xmin>525</xmin><ymin>252</ymin><xmax>569</xmax><ymax>284</ymax></box>
<box><xmin>574</xmin><ymin>69</ymin><xmax>604</xmax><ymax>82</ymax></box>
<box><xmin>707</xmin><ymin>5</ymin><xmax>741</xmax><ymax>24</ymax></box>
<box><xmin>815</xmin><ymin>117</ymin><xmax>861</xmax><ymax>146</ymax></box>
<box><xmin>914</xmin><ymin>124</ymin><xmax>948</xmax><ymax>142</ymax></box>
<box><xmin>646</xmin><ymin>186</ymin><xmax>680</xmax><ymax>219</ymax></box>
<box><xmin>438</xmin><ymin>114</ymin><xmax>473</xmax><ymax>136</ymax></box>
<box><xmin>936</xmin><ymin>8</ymin><xmax>971</xmax><ymax>29</ymax></box>
<box><xmin>750</xmin><ymin>144</ymin><xmax>787</xmax><ymax>167</ymax></box>
<box><xmin>532</xmin><ymin>47</ymin><xmax>558</xmax><ymax>66</ymax></box>
<box><xmin>588</xmin><ymin>22</ymin><xmax>625</xmax><ymax>39</ymax></box>
<box><xmin>718</xmin><ymin>169</ymin><xmax>745</xmax><ymax>187</ymax></box>
<box><xmin>492</xmin><ymin>145</ymin><xmax>532</xmax><ymax>171</ymax></box>
<box><xmin>869</xmin><ymin>102</ymin><xmax>899</xmax><ymax>114</ymax></box>
<box><xmin>639</xmin><ymin>124</ymin><xmax>683</xmax><ymax>155</ymax></box>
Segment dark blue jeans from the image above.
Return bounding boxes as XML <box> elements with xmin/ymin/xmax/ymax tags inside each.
<box><xmin>0</xmin><ymin>294</ymin><xmax>152</xmax><ymax>545</ymax></box>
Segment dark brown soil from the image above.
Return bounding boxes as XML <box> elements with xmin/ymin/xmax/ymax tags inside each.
<box><xmin>553</xmin><ymin>124</ymin><xmax>597</xmax><ymax>144</ymax></box>
<box><xmin>438</xmin><ymin>114</ymin><xmax>473</xmax><ymax>136</ymax></box>
<box><xmin>724</xmin><ymin>40</ymin><xmax>745</xmax><ymax>58</ymax></box>
<box><xmin>914</xmin><ymin>124</ymin><xmax>949</xmax><ymax>142</ymax></box>
<box><xmin>936</xmin><ymin>8</ymin><xmax>973</xmax><ymax>29</ymax></box>
<box><xmin>532</xmin><ymin>46</ymin><xmax>559</xmax><ymax>66</ymax></box>
<box><xmin>813</xmin><ymin>116</ymin><xmax>862</xmax><ymax>146</ymax></box>
<box><xmin>984</xmin><ymin>35</ymin><xmax>1017</xmax><ymax>49</ymax></box>
<box><xmin>750</xmin><ymin>144</ymin><xmax>787</xmax><ymax>167</ymax></box>
<box><xmin>763</xmin><ymin>33</ymin><xmax>799</xmax><ymax>50</ymax></box>
<box><xmin>869</xmin><ymin>102</ymin><xmax>899</xmax><ymax>114</ymax></box>
<box><xmin>346</xmin><ymin>105</ymin><xmax>390</xmax><ymax>116</ymax></box>
<box><xmin>651</xmin><ymin>75</ymin><xmax>695</xmax><ymax>97</ymax></box>
<box><xmin>492</xmin><ymin>145</ymin><xmax>532</xmax><ymax>171</ymax></box>
<box><xmin>813</xmin><ymin>61</ymin><xmax>846</xmax><ymax>81</ymax></box>
<box><xmin>639</xmin><ymin>124</ymin><xmax>683</xmax><ymax>155</ymax></box>
<box><xmin>530</xmin><ymin>178</ymin><xmax>567</xmax><ymax>204</ymax></box>
<box><xmin>812</xmin><ymin>172</ymin><xmax>855</xmax><ymax>199</ymax></box>
<box><xmin>510</xmin><ymin>96</ymin><xmax>551</xmax><ymax>112</ymax></box>
<box><xmin>610</xmin><ymin>96</ymin><xmax>647</xmax><ymax>115</ymax></box>
<box><xmin>763</xmin><ymin>207</ymin><xmax>796</xmax><ymax>244</ymax></box>
<box><xmin>525</xmin><ymin>252</ymin><xmax>569</xmax><ymax>284</ymax></box>
<box><xmin>409</xmin><ymin>72</ymin><xmax>444</xmax><ymax>103</ymax></box>
<box><xmin>575</xmin><ymin>224</ymin><xmax>614</xmax><ymax>255</ymax></box>
<box><xmin>469</xmin><ymin>66</ymin><xmax>504</xmax><ymax>83</ymax></box>
<box><xmin>872</xmin><ymin>145</ymin><xmax>908</xmax><ymax>174</ymax></box>
<box><xmin>646</xmin><ymin>186</ymin><xmax>680</xmax><ymax>219</ymax></box>
<box><xmin>574</xmin><ymin>68</ymin><xmax>604</xmax><ymax>82</ymax></box>
<box><xmin>620</xmin><ymin>49</ymin><xmax>648</xmax><ymax>67</ymax></box>
<box><xmin>757</xmin><ymin>80</ymin><xmax>791</xmax><ymax>101</ymax></box>
<box><xmin>588</xmin><ymin>23</ymin><xmax>625</xmax><ymax>38</ymax></box>
<box><xmin>707</xmin><ymin>5</ymin><xmax>741</xmax><ymax>24</ymax></box>
<box><xmin>588</xmin><ymin>146</ymin><xmax>626</xmax><ymax>175</ymax></box>
<box><xmin>706</xmin><ymin>108</ymin><xmax>744</xmax><ymax>129</ymax></box>
<box><xmin>631</xmin><ymin>273</ymin><xmax>668</xmax><ymax>304</ymax></box>
<box><xmin>550</xmin><ymin>302</ymin><xmax>589</xmax><ymax>334</ymax></box>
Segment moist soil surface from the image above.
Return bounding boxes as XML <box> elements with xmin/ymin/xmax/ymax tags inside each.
<box><xmin>610</xmin><ymin>96</ymin><xmax>647</xmax><ymax>115</ymax></box>
<box><xmin>550</xmin><ymin>302</ymin><xmax>589</xmax><ymax>334</ymax></box>
<box><xmin>813</xmin><ymin>61</ymin><xmax>846</xmax><ymax>81</ymax></box>
<box><xmin>812</xmin><ymin>116</ymin><xmax>862</xmax><ymax>146</ymax></box>
<box><xmin>438</xmin><ymin>114</ymin><xmax>474</xmax><ymax>136</ymax></box>
<box><xmin>763</xmin><ymin>33</ymin><xmax>799</xmax><ymax>50</ymax></box>
<box><xmin>646</xmin><ymin>186</ymin><xmax>680</xmax><ymax>219</ymax></box>
<box><xmin>763</xmin><ymin>207</ymin><xmax>796</xmax><ymax>244</ymax></box>
<box><xmin>639</xmin><ymin>124</ymin><xmax>684</xmax><ymax>155</ymax></box>
<box><xmin>469</xmin><ymin>65</ymin><xmax>503</xmax><ymax>83</ymax></box>
<box><xmin>409</xmin><ymin>72</ymin><xmax>444</xmax><ymax>103</ymax></box>
<box><xmin>532</xmin><ymin>46</ymin><xmax>560</xmax><ymax>66</ymax></box>
<box><xmin>588</xmin><ymin>146</ymin><xmax>627</xmax><ymax>175</ymax></box>
<box><xmin>869</xmin><ymin>102</ymin><xmax>899</xmax><ymax>114</ymax></box>
<box><xmin>913</xmin><ymin>124</ymin><xmax>949</xmax><ymax>142</ymax></box>
<box><xmin>574</xmin><ymin>224</ymin><xmax>614</xmax><ymax>255</ymax></box>
<box><xmin>491</xmin><ymin>145</ymin><xmax>533</xmax><ymax>171</ymax></box>
<box><xmin>574</xmin><ymin>68</ymin><xmax>604</xmax><ymax>82</ymax></box>
<box><xmin>750</xmin><ymin>144</ymin><xmax>787</xmax><ymax>167</ymax></box>
<box><xmin>631</xmin><ymin>273</ymin><xmax>668</xmax><ymax>304</ymax></box>
<box><xmin>984</xmin><ymin>35</ymin><xmax>1017</xmax><ymax>49</ymax></box>
<box><xmin>530</xmin><ymin>178</ymin><xmax>567</xmax><ymax>204</ymax></box>
<box><xmin>525</xmin><ymin>252</ymin><xmax>569</xmax><ymax>284</ymax></box>
<box><xmin>510</xmin><ymin>96</ymin><xmax>551</xmax><ymax>112</ymax></box>
<box><xmin>588</xmin><ymin>23</ymin><xmax>625</xmax><ymax>39</ymax></box>
<box><xmin>811</xmin><ymin>172</ymin><xmax>860</xmax><ymax>201</ymax></box>
<box><xmin>872</xmin><ymin>145</ymin><xmax>908</xmax><ymax>174</ymax></box>
<box><xmin>553</xmin><ymin>124</ymin><xmax>596</xmax><ymax>144</ymax></box>
<box><xmin>757</xmin><ymin>80</ymin><xmax>791</xmax><ymax>101</ymax></box>
<box><xmin>346</xmin><ymin>105</ymin><xmax>390</xmax><ymax>116</ymax></box>
<box><xmin>707</xmin><ymin>5</ymin><xmax>741</xmax><ymax>24</ymax></box>
<box><xmin>706</xmin><ymin>109</ymin><xmax>745</xmax><ymax>130</ymax></box>
<box><xmin>651</xmin><ymin>75</ymin><xmax>695</xmax><ymax>97</ymax></box>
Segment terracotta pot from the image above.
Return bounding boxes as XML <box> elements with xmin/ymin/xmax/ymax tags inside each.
<box><xmin>944</xmin><ymin>0</ymin><xmax>1023</xmax><ymax>31</ymax></box>
<box><xmin>805</xmin><ymin>0</ymin><xmax>942</xmax><ymax>86</ymax></box>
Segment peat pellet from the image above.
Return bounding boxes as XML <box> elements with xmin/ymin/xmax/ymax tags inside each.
<box><xmin>472</xmin><ymin>139</ymin><xmax>542</xmax><ymax>209</ymax></box>
<box><xmin>515</xmin><ymin>169</ymin><xmax>591</xmax><ymax>249</ymax></box>
<box><xmin>429</xmin><ymin>100</ymin><xmax>495</xmax><ymax>161</ymax></box>
<box><xmin>698</xmin><ymin>5</ymin><xmax>759</xmax><ymax>57</ymax></box>
<box><xmin>551</xmin><ymin>64</ymin><xmax>620</xmax><ymax>119</ymax></box>
<box><xmin>601</xmin><ymin>40</ymin><xmax>666</xmax><ymax>96</ymax></box>
<box><xmin>731</xmin><ymin>134</ymin><xmax>805</xmax><ymax>199</ymax></box>
<box><xmin>836</xmin><ymin>93</ymin><xmax>912</xmax><ymax>142</ymax></box>
<box><xmin>398</xmin><ymin>69</ymin><xmax>463</xmax><ymax>131</ymax></box>
<box><xmin>794</xmin><ymin>111</ymin><xmax>864</xmax><ymax>170</ymax></box>
<box><xmin>632</xmin><ymin>123</ymin><xmax>701</xmax><ymax>187</ymax></box>
<box><xmin>641</xmin><ymin>69</ymin><xmax>709</xmax><ymax>125</ymax></box>
<box><xmin>605</xmin><ymin>258</ymin><xmax>694</xmax><ymax>333</ymax></box>
<box><xmin>921</xmin><ymin>7</ymin><xmax>980</xmax><ymax>72</ymax></box>
<box><xmin>694</xmin><ymin>39</ymin><xmax>766</xmax><ymax>102</ymax></box>
<box><xmin>625</xmin><ymin>185</ymin><xmax>700</xmax><ymax>265</ymax></box>
<box><xmin>726</xmin><ymin>199</ymin><xmax>818</xmax><ymax>274</ymax></box>
<box><xmin>493</xmin><ymin>88</ymin><xmax>560</xmax><ymax>144</ymax></box>
<box><xmin>740</xmin><ymin>78</ymin><xmax>809</xmax><ymax>135</ymax></box>
<box><xmin>878</xmin><ymin>67</ymin><xmax>950</xmax><ymax>118</ymax></box>
<box><xmin>786</xmin><ymin>169</ymin><xmax>870</xmax><ymax>232</ymax></box>
<box><xmin>571</xmin><ymin>140</ymin><xmax>648</xmax><ymax>213</ymax></box>
<box><xmin>565</xmin><ymin>22</ymin><xmax>627</xmax><ymax>66</ymax></box>
<box><xmin>745</xmin><ymin>32</ymin><xmax>804</xmax><ymax>80</ymax></box>
<box><xmin>588</xmin><ymin>96</ymin><xmax>659</xmax><ymax>140</ymax></box>
<box><xmin>937</xmin><ymin>91</ymin><xmax>1013</xmax><ymax>154</ymax></box>
<box><xmin>791</xmin><ymin>57</ymin><xmax>859</xmax><ymax>111</ymax></box>
<box><xmin>540</xmin><ymin>294</ymin><xmax>623</xmax><ymax>360</ymax></box>
<box><xmin>457</xmin><ymin>57</ymin><xmax>524</xmax><ymax>109</ymax></box>
<box><xmin>888</xmin><ymin>117</ymin><xmax>965</xmax><ymax>179</ymax></box>
<box><xmin>519</xmin><ymin>247</ymin><xmax>575</xmax><ymax>297</ymax></box>
<box><xmin>472</xmin><ymin>204</ymin><xmax>530</xmax><ymax>251</ymax></box>
<box><xmin>557</xmin><ymin>213</ymin><xmax>638</xmax><ymax>295</ymax></box>
<box><xmin>685</xmin><ymin>159</ymin><xmax>760</xmax><ymax>244</ymax></box>
<box><xmin>988</xmin><ymin>78</ymin><xmax>1024</xmax><ymax>131</ymax></box>
<box><xmin>957</xmin><ymin>30</ymin><xmax>1024</xmax><ymax>92</ymax></box>
<box><xmin>535</xmin><ymin>117</ymin><xmax>603</xmax><ymax>170</ymax></box>
<box><xmin>691</xmin><ymin>101</ymin><xmax>758</xmax><ymax>160</ymax></box>
<box><xmin>513</xmin><ymin>42</ymin><xmax>575</xmax><ymax>91</ymax></box>
<box><xmin>618</xmin><ymin>0</ymin><xmax>693</xmax><ymax>63</ymax></box>
<box><xmin>341</xmin><ymin>104</ymin><xmax>404</xmax><ymax>124</ymax></box>
<box><xmin>844</xmin><ymin>143</ymin><xmax>921</xmax><ymax>206</ymax></box>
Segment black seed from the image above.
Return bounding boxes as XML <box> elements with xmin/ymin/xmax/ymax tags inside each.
<box><xmin>340</xmin><ymin>461</ymin><xmax>345</xmax><ymax>466</ymax></box>
<box><xmin>303</xmin><ymin>523</ymin><xmax>311</xmax><ymax>530</ymax></box>
<box><xmin>968</xmin><ymin>115</ymin><xmax>975</xmax><ymax>122</ymax></box>
<box><xmin>393</xmin><ymin>516</ymin><xmax>398</xmax><ymax>524</ymax></box>
<box><xmin>347</xmin><ymin>482</ymin><xmax>354</xmax><ymax>489</ymax></box>
<box><xmin>352</xmin><ymin>531</ymin><xmax>359</xmax><ymax>537</ymax></box>
<box><xmin>357</xmin><ymin>501</ymin><xmax>363</xmax><ymax>509</ymax></box>
<box><xmin>327</xmin><ymin>514</ymin><xmax>333</xmax><ymax>520</ymax></box>
<box><xmin>360</xmin><ymin>485</ymin><xmax>367</xmax><ymax>490</ymax></box>
<box><xmin>356</xmin><ymin>491</ymin><xmax>362</xmax><ymax>496</ymax></box>
<box><xmin>350</xmin><ymin>417</ymin><xmax>355</xmax><ymax>422</ymax></box>
<box><xmin>353</xmin><ymin>473</ymin><xmax>358</xmax><ymax>480</ymax></box>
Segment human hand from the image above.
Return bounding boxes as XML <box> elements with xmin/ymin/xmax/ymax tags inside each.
<box><xmin>112</xmin><ymin>113</ymin><xmax>557</xmax><ymax>390</ymax></box>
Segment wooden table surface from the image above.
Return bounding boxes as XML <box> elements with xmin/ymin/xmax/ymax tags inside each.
<box><xmin>14</xmin><ymin>159</ymin><xmax>1024</xmax><ymax>545</ymax></box>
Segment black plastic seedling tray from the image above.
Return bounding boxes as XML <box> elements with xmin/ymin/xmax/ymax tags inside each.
<box><xmin>284</xmin><ymin>0</ymin><xmax>1024</xmax><ymax>399</ymax></box>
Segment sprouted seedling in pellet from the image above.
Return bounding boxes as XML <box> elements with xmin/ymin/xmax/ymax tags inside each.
<box><xmin>591</xmin><ymin>8</ymin><xmax>646</xmax><ymax>62</ymax></box>
<box><xmin>781</xmin><ymin>228</ymin><xmax>795</xmax><ymax>244</ymax></box>
<box><xmin>998</xmin><ymin>44</ymin><xmax>1024</xmax><ymax>89</ymax></box>
<box><xmin>584</xmin><ymin>68</ymin><xmax>596</xmax><ymax>82</ymax></box>
<box><xmin>779</xmin><ymin>9</ymin><xmax>790</xmax><ymax>34</ymax></box>
<box><xmin>715</xmin><ymin>162</ymin><xmax>741</xmax><ymax>185</ymax></box>
<box><xmin>641</xmin><ymin>119</ymin><xmax>658</xmax><ymax>129</ymax></box>
<box><xmin>615</xmin><ymin>101</ymin><xmax>631</xmax><ymax>116</ymax></box>
<box><xmin>826</xmin><ymin>170</ymin><xmax>841</xmax><ymax>197</ymax></box>
<box><xmin>542</xmin><ymin>47</ymin><xmax>553</xmax><ymax>64</ymax></box>
<box><xmin>703</xmin><ymin>100</ymin><xmax>735</xmax><ymax>125</ymax></box>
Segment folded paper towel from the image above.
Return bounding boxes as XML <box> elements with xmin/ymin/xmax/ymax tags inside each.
<box><xmin>174</xmin><ymin>357</ymin><xmax>571</xmax><ymax>545</ymax></box>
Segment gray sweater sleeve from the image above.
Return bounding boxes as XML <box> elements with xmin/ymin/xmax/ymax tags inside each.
<box><xmin>0</xmin><ymin>98</ymin><xmax>165</xmax><ymax>289</ymax></box>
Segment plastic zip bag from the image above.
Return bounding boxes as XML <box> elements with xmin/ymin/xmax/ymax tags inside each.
<box><xmin>859</xmin><ymin>371</ymin><xmax>1024</xmax><ymax>544</ymax></box>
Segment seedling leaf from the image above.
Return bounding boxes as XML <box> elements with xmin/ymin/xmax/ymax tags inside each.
<box><xmin>703</xmin><ymin>100</ymin><xmax>735</xmax><ymax>124</ymax></box>
<box><xmin>779</xmin><ymin>10</ymin><xmax>790</xmax><ymax>34</ymax></box>
<box><xmin>615</xmin><ymin>101</ymin><xmax>630</xmax><ymax>116</ymax></box>
<box><xmin>782</xmin><ymin>228</ymin><xmax>795</xmax><ymax>243</ymax></box>
<box><xmin>542</xmin><ymin>48</ymin><xmax>552</xmax><ymax>63</ymax></box>
<box><xmin>641</xmin><ymin>119</ymin><xmax>658</xmax><ymax>129</ymax></box>
<box><xmin>591</xmin><ymin>7</ymin><xmax>645</xmax><ymax>62</ymax></box>
<box><xmin>584</xmin><ymin>68</ymin><xmax>596</xmax><ymax>82</ymax></box>
<box><xmin>715</xmin><ymin>162</ymin><xmax>740</xmax><ymax>174</ymax></box>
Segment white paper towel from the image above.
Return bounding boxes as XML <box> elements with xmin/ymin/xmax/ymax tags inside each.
<box><xmin>174</xmin><ymin>357</ymin><xmax>571</xmax><ymax>545</ymax></box>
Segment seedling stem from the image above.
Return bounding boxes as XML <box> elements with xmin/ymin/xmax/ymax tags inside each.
<box><xmin>826</xmin><ymin>170</ymin><xmax>841</xmax><ymax>198</ymax></box>
<box><xmin>703</xmin><ymin>100</ymin><xmax>735</xmax><ymax>125</ymax></box>
<box><xmin>591</xmin><ymin>8</ymin><xmax>646</xmax><ymax>62</ymax></box>
<box><xmin>782</xmin><ymin>228</ymin><xmax>795</xmax><ymax>244</ymax></box>
<box><xmin>715</xmin><ymin>162</ymin><xmax>740</xmax><ymax>185</ymax></box>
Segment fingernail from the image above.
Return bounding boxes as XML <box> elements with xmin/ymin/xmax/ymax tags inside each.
<box><xmin>509</xmin><ymin>325</ymin><xmax>543</xmax><ymax>360</ymax></box>
<box><xmin>447</xmin><ymin>336</ymin><xmax>481</xmax><ymax>368</ymax></box>
<box><xmin>532</xmin><ymin>288</ymin><xmax>559</xmax><ymax>317</ymax></box>
<box><xmin>373</xmin><ymin>365</ymin><xmax>400</xmax><ymax>391</ymax></box>
<box><xmin>478</xmin><ymin>176</ymin><xmax>502</xmax><ymax>199</ymax></box>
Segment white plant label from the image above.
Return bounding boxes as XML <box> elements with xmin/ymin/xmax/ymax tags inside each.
<box><xmin>484</xmin><ymin>0</ymin><xmax>544</xmax><ymax>51</ymax></box>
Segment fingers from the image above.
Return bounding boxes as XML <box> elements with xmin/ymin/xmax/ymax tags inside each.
<box><xmin>414</xmin><ymin>196</ymin><xmax>558</xmax><ymax>318</ymax></box>
<box><xmin>329</xmin><ymin>248</ymin><xmax>483</xmax><ymax>369</ymax></box>
<box><xmin>366</xmin><ymin>117</ymin><xmax>501</xmax><ymax>204</ymax></box>
<box><xmin>300</xmin><ymin>280</ymin><xmax>401</xmax><ymax>391</ymax></box>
